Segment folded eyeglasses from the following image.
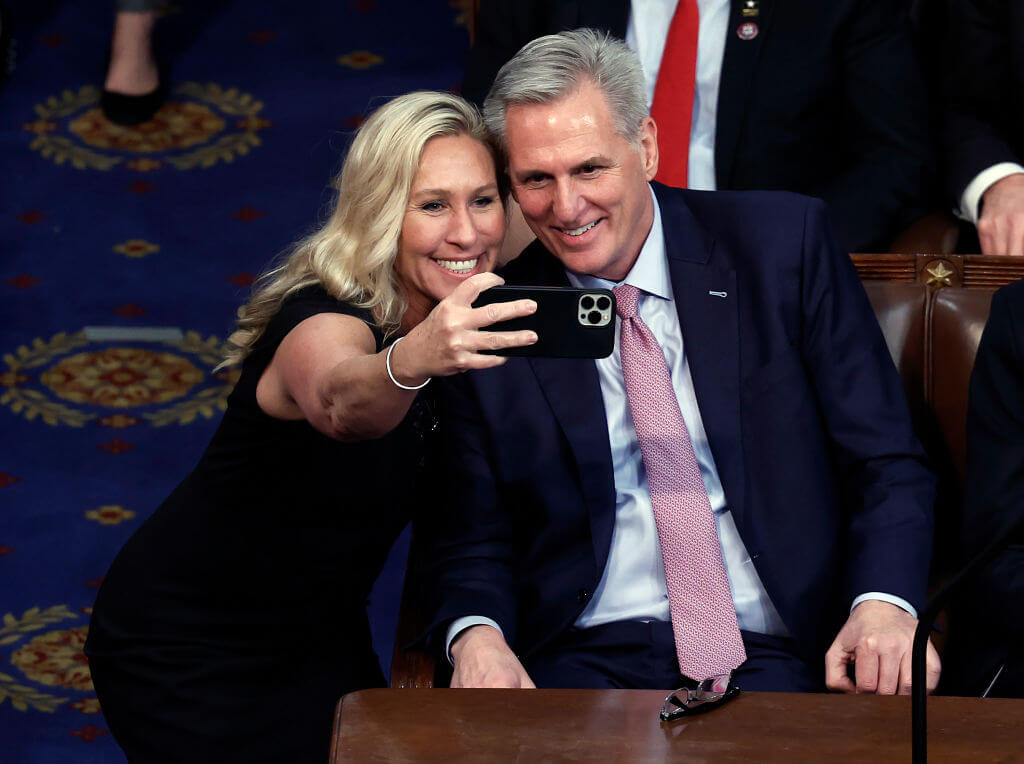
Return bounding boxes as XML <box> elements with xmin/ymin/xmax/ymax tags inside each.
<box><xmin>660</xmin><ymin>672</ymin><xmax>741</xmax><ymax>722</ymax></box>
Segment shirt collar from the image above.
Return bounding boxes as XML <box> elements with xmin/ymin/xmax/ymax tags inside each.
<box><xmin>565</xmin><ymin>185</ymin><xmax>671</xmax><ymax>300</ymax></box>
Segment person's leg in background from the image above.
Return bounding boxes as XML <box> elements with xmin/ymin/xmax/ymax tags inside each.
<box><xmin>0</xmin><ymin>1</ymin><xmax>14</xmax><ymax>89</ymax></box>
<box><xmin>102</xmin><ymin>0</ymin><xmax>163</xmax><ymax>124</ymax></box>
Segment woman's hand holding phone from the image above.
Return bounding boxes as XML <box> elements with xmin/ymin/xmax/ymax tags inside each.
<box><xmin>389</xmin><ymin>273</ymin><xmax>538</xmax><ymax>384</ymax></box>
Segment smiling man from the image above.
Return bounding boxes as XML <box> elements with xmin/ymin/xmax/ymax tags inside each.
<box><xmin>424</xmin><ymin>29</ymin><xmax>940</xmax><ymax>695</ymax></box>
<box><xmin>505</xmin><ymin>79</ymin><xmax>655</xmax><ymax>283</ymax></box>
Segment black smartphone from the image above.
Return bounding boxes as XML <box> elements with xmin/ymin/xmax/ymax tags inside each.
<box><xmin>472</xmin><ymin>285</ymin><xmax>616</xmax><ymax>358</ymax></box>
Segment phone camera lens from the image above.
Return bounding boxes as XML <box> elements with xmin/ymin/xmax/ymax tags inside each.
<box><xmin>596</xmin><ymin>296</ymin><xmax>610</xmax><ymax>311</ymax></box>
<box><xmin>587</xmin><ymin>310</ymin><xmax>602</xmax><ymax>324</ymax></box>
<box><xmin>581</xmin><ymin>296</ymin><xmax>595</xmax><ymax>310</ymax></box>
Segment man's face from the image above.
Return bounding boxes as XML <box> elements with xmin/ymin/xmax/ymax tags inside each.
<box><xmin>504</xmin><ymin>80</ymin><xmax>658</xmax><ymax>282</ymax></box>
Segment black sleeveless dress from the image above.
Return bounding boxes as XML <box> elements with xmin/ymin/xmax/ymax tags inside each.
<box><xmin>85</xmin><ymin>285</ymin><xmax>433</xmax><ymax>763</ymax></box>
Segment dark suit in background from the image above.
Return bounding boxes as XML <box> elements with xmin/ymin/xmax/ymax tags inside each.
<box><xmin>425</xmin><ymin>183</ymin><xmax>935</xmax><ymax>679</ymax></box>
<box><xmin>943</xmin><ymin>0</ymin><xmax>1024</xmax><ymax>255</ymax></box>
<box><xmin>943</xmin><ymin>0</ymin><xmax>1024</xmax><ymax>211</ymax></box>
<box><xmin>945</xmin><ymin>279</ymin><xmax>1024</xmax><ymax>697</ymax></box>
<box><xmin>462</xmin><ymin>0</ymin><xmax>933</xmax><ymax>253</ymax></box>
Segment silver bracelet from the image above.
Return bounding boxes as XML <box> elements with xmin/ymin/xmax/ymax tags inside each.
<box><xmin>385</xmin><ymin>336</ymin><xmax>430</xmax><ymax>391</ymax></box>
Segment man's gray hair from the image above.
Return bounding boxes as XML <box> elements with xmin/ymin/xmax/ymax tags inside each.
<box><xmin>482</xmin><ymin>28</ymin><xmax>648</xmax><ymax>151</ymax></box>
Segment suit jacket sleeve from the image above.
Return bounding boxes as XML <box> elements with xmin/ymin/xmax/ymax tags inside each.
<box><xmin>462</xmin><ymin>1</ymin><xmax>558</xmax><ymax>107</ymax></box>
<box><xmin>806</xmin><ymin>1</ymin><xmax>933</xmax><ymax>251</ymax></box>
<box><xmin>943</xmin><ymin>0</ymin><xmax>1021</xmax><ymax>204</ymax></box>
<box><xmin>463</xmin><ymin>2</ymin><xmax>525</xmax><ymax>107</ymax></box>
<box><xmin>962</xmin><ymin>282</ymin><xmax>1024</xmax><ymax>630</ymax></box>
<box><xmin>799</xmin><ymin>199</ymin><xmax>936</xmax><ymax>611</ymax></box>
<box><xmin>462</xmin><ymin>0</ymin><xmax>628</xmax><ymax>107</ymax></box>
<box><xmin>419</xmin><ymin>370</ymin><xmax>521</xmax><ymax>651</ymax></box>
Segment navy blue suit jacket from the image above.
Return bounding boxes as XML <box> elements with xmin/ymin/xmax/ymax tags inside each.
<box><xmin>944</xmin><ymin>279</ymin><xmax>1024</xmax><ymax>697</ymax></box>
<box><xmin>424</xmin><ymin>184</ymin><xmax>935</xmax><ymax>666</ymax></box>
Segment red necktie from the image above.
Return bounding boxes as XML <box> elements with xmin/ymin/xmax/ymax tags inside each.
<box><xmin>651</xmin><ymin>0</ymin><xmax>699</xmax><ymax>188</ymax></box>
<box><xmin>613</xmin><ymin>284</ymin><xmax>746</xmax><ymax>680</ymax></box>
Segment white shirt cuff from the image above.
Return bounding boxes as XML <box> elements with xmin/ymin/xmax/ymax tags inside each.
<box><xmin>851</xmin><ymin>592</ymin><xmax>917</xmax><ymax>619</ymax></box>
<box><xmin>445</xmin><ymin>616</ymin><xmax>504</xmax><ymax>665</ymax></box>
<box><xmin>959</xmin><ymin>162</ymin><xmax>1024</xmax><ymax>223</ymax></box>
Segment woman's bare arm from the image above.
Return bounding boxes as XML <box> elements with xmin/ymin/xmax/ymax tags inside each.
<box><xmin>256</xmin><ymin>273</ymin><xmax>536</xmax><ymax>441</ymax></box>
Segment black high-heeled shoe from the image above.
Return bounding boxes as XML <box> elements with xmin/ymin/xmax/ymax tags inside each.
<box><xmin>101</xmin><ymin>84</ymin><xmax>165</xmax><ymax>126</ymax></box>
<box><xmin>100</xmin><ymin>17</ymin><xmax>167</xmax><ymax>127</ymax></box>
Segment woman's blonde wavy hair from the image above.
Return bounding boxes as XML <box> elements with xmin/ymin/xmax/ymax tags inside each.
<box><xmin>219</xmin><ymin>90</ymin><xmax>501</xmax><ymax>368</ymax></box>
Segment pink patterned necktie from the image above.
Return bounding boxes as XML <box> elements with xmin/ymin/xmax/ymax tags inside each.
<box><xmin>613</xmin><ymin>283</ymin><xmax>746</xmax><ymax>680</ymax></box>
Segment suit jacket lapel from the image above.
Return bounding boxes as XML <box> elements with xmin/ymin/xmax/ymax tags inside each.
<box><xmin>528</xmin><ymin>355</ymin><xmax>617</xmax><ymax>569</ymax></box>
<box><xmin>502</xmin><ymin>245</ymin><xmax>617</xmax><ymax>570</ymax></box>
<box><xmin>654</xmin><ymin>183</ymin><xmax>747</xmax><ymax>529</ymax></box>
<box><xmin>715</xmin><ymin>0</ymin><xmax>775</xmax><ymax>188</ymax></box>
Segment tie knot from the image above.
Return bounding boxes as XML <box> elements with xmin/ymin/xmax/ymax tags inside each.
<box><xmin>613</xmin><ymin>284</ymin><xmax>641</xmax><ymax>319</ymax></box>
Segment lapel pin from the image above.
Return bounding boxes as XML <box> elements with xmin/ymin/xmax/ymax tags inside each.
<box><xmin>737</xmin><ymin>22</ymin><xmax>759</xmax><ymax>41</ymax></box>
<box><xmin>709</xmin><ymin>291</ymin><xmax>728</xmax><ymax>298</ymax></box>
<box><xmin>742</xmin><ymin>0</ymin><xmax>759</xmax><ymax>18</ymax></box>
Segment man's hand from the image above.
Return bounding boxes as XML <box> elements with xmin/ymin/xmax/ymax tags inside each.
<box><xmin>450</xmin><ymin>624</ymin><xmax>536</xmax><ymax>689</ymax></box>
<box><xmin>978</xmin><ymin>173</ymin><xmax>1024</xmax><ymax>255</ymax></box>
<box><xmin>824</xmin><ymin>600</ymin><xmax>940</xmax><ymax>695</ymax></box>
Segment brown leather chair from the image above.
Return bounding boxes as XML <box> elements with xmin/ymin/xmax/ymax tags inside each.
<box><xmin>853</xmin><ymin>254</ymin><xmax>1023</xmax><ymax>580</ymax></box>
<box><xmin>389</xmin><ymin>253</ymin><xmax>1024</xmax><ymax>689</ymax></box>
<box><xmin>887</xmin><ymin>212</ymin><xmax>961</xmax><ymax>256</ymax></box>
<box><xmin>853</xmin><ymin>254</ymin><xmax>1024</xmax><ymax>482</ymax></box>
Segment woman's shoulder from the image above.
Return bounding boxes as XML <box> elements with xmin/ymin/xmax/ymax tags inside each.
<box><xmin>261</xmin><ymin>284</ymin><xmax>382</xmax><ymax>352</ymax></box>
<box><xmin>281</xmin><ymin>283</ymin><xmax>376</xmax><ymax>323</ymax></box>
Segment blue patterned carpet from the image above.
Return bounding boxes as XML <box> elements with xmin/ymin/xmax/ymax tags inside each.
<box><xmin>0</xmin><ymin>1</ymin><xmax>469</xmax><ymax>759</ymax></box>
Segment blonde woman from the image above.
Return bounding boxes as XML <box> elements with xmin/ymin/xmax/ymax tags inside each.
<box><xmin>85</xmin><ymin>91</ymin><xmax>536</xmax><ymax>763</ymax></box>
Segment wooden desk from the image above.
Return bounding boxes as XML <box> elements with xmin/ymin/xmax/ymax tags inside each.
<box><xmin>332</xmin><ymin>689</ymin><xmax>1024</xmax><ymax>762</ymax></box>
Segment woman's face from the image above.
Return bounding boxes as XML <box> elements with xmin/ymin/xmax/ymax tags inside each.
<box><xmin>396</xmin><ymin>134</ymin><xmax>505</xmax><ymax>312</ymax></box>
